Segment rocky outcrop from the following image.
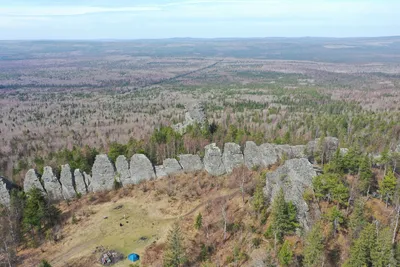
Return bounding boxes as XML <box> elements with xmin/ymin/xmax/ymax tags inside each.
<box><xmin>155</xmin><ymin>165</ymin><xmax>168</xmax><ymax>179</ymax></box>
<box><xmin>91</xmin><ymin>154</ymin><xmax>116</xmax><ymax>192</ymax></box>
<box><xmin>244</xmin><ymin>141</ymin><xmax>262</xmax><ymax>169</ymax></box>
<box><xmin>84</xmin><ymin>172</ymin><xmax>93</xmax><ymax>192</ymax></box>
<box><xmin>74</xmin><ymin>169</ymin><xmax>87</xmax><ymax>195</ymax></box>
<box><xmin>0</xmin><ymin>177</ymin><xmax>16</xmax><ymax>207</ymax></box>
<box><xmin>163</xmin><ymin>158</ymin><xmax>182</xmax><ymax>175</ymax></box>
<box><xmin>116</xmin><ymin>155</ymin><xmax>131</xmax><ymax>185</ymax></box>
<box><xmin>178</xmin><ymin>154</ymin><xmax>204</xmax><ymax>172</ymax></box>
<box><xmin>290</xmin><ymin>145</ymin><xmax>307</xmax><ymax>159</ymax></box>
<box><xmin>24</xmin><ymin>169</ymin><xmax>45</xmax><ymax>193</ymax></box>
<box><xmin>130</xmin><ymin>154</ymin><xmax>156</xmax><ymax>184</ymax></box>
<box><xmin>263</xmin><ymin>158</ymin><xmax>318</xmax><ymax>231</ymax></box>
<box><xmin>173</xmin><ymin>102</ymin><xmax>206</xmax><ymax>134</ymax></box>
<box><xmin>42</xmin><ymin>166</ymin><xmax>63</xmax><ymax>200</ymax></box>
<box><xmin>259</xmin><ymin>143</ymin><xmax>279</xmax><ymax>167</ymax></box>
<box><xmin>204</xmin><ymin>143</ymin><xmax>226</xmax><ymax>176</ymax></box>
<box><xmin>60</xmin><ymin>164</ymin><xmax>75</xmax><ymax>199</ymax></box>
<box><xmin>223</xmin><ymin>143</ymin><xmax>244</xmax><ymax>173</ymax></box>
<box><xmin>307</xmin><ymin>137</ymin><xmax>339</xmax><ymax>163</ymax></box>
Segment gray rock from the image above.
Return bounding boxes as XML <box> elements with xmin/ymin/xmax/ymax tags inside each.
<box><xmin>130</xmin><ymin>154</ymin><xmax>156</xmax><ymax>184</ymax></box>
<box><xmin>259</xmin><ymin>143</ymin><xmax>279</xmax><ymax>167</ymax></box>
<box><xmin>0</xmin><ymin>177</ymin><xmax>16</xmax><ymax>207</ymax></box>
<box><xmin>395</xmin><ymin>144</ymin><xmax>400</xmax><ymax>153</ymax></box>
<box><xmin>263</xmin><ymin>158</ymin><xmax>318</xmax><ymax>231</ymax></box>
<box><xmin>24</xmin><ymin>169</ymin><xmax>45</xmax><ymax>193</ymax></box>
<box><xmin>173</xmin><ymin>102</ymin><xmax>206</xmax><ymax>134</ymax></box>
<box><xmin>178</xmin><ymin>154</ymin><xmax>204</xmax><ymax>172</ymax></box>
<box><xmin>116</xmin><ymin>155</ymin><xmax>131</xmax><ymax>185</ymax></box>
<box><xmin>74</xmin><ymin>169</ymin><xmax>87</xmax><ymax>195</ymax></box>
<box><xmin>155</xmin><ymin>165</ymin><xmax>168</xmax><ymax>179</ymax></box>
<box><xmin>244</xmin><ymin>141</ymin><xmax>262</xmax><ymax>169</ymax></box>
<box><xmin>91</xmin><ymin>154</ymin><xmax>116</xmax><ymax>192</ymax></box>
<box><xmin>222</xmin><ymin>143</ymin><xmax>244</xmax><ymax>173</ymax></box>
<box><xmin>275</xmin><ymin>145</ymin><xmax>292</xmax><ymax>160</ymax></box>
<box><xmin>163</xmin><ymin>158</ymin><xmax>183</xmax><ymax>175</ymax></box>
<box><xmin>204</xmin><ymin>143</ymin><xmax>226</xmax><ymax>176</ymax></box>
<box><xmin>83</xmin><ymin>172</ymin><xmax>93</xmax><ymax>192</ymax></box>
<box><xmin>60</xmin><ymin>164</ymin><xmax>76</xmax><ymax>199</ymax></box>
<box><xmin>42</xmin><ymin>166</ymin><xmax>63</xmax><ymax>200</ymax></box>
<box><xmin>290</xmin><ymin>145</ymin><xmax>307</xmax><ymax>159</ymax></box>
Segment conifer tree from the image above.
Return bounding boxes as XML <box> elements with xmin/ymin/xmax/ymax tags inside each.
<box><xmin>370</xmin><ymin>227</ymin><xmax>396</xmax><ymax>267</ymax></box>
<box><xmin>194</xmin><ymin>213</ymin><xmax>202</xmax><ymax>230</ymax></box>
<box><xmin>344</xmin><ymin>223</ymin><xmax>376</xmax><ymax>267</ymax></box>
<box><xmin>379</xmin><ymin>170</ymin><xmax>397</xmax><ymax>205</ymax></box>
<box><xmin>278</xmin><ymin>240</ymin><xmax>293</xmax><ymax>266</ymax></box>
<box><xmin>359</xmin><ymin>155</ymin><xmax>373</xmax><ymax>194</ymax></box>
<box><xmin>303</xmin><ymin>223</ymin><xmax>325</xmax><ymax>267</ymax></box>
<box><xmin>163</xmin><ymin>222</ymin><xmax>187</xmax><ymax>267</ymax></box>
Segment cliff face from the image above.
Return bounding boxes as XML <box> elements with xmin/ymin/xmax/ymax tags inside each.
<box><xmin>0</xmin><ymin>137</ymin><xmax>341</xmax><ymax>207</ymax></box>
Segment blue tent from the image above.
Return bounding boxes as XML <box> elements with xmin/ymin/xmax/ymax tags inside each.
<box><xmin>128</xmin><ymin>253</ymin><xmax>140</xmax><ymax>262</ymax></box>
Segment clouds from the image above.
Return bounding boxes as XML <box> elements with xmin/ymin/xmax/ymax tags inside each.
<box><xmin>0</xmin><ymin>0</ymin><xmax>398</xmax><ymax>39</ymax></box>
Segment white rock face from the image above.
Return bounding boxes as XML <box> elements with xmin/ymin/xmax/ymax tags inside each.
<box><xmin>84</xmin><ymin>172</ymin><xmax>93</xmax><ymax>192</ymax></box>
<box><xmin>163</xmin><ymin>158</ymin><xmax>183</xmax><ymax>175</ymax></box>
<box><xmin>130</xmin><ymin>154</ymin><xmax>156</xmax><ymax>184</ymax></box>
<box><xmin>155</xmin><ymin>165</ymin><xmax>168</xmax><ymax>179</ymax></box>
<box><xmin>60</xmin><ymin>164</ymin><xmax>76</xmax><ymax>199</ymax></box>
<box><xmin>222</xmin><ymin>143</ymin><xmax>244</xmax><ymax>173</ymax></box>
<box><xmin>259</xmin><ymin>143</ymin><xmax>279</xmax><ymax>167</ymax></box>
<box><xmin>0</xmin><ymin>177</ymin><xmax>16</xmax><ymax>207</ymax></box>
<box><xmin>74</xmin><ymin>169</ymin><xmax>87</xmax><ymax>195</ymax></box>
<box><xmin>178</xmin><ymin>154</ymin><xmax>204</xmax><ymax>172</ymax></box>
<box><xmin>42</xmin><ymin>166</ymin><xmax>63</xmax><ymax>200</ymax></box>
<box><xmin>244</xmin><ymin>141</ymin><xmax>262</xmax><ymax>169</ymax></box>
<box><xmin>91</xmin><ymin>154</ymin><xmax>116</xmax><ymax>192</ymax></box>
<box><xmin>263</xmin><ymin>158</ymin><xmax>318</xmax><ymax>231</ymax></box>
<box><xmin>116</xmin><ymin>155</ymin><xmax>131</xmax><ymax>185</ymax></box>
<box><xmin>204</xmin><ymin>143</ymin><xmax>226</xmax><ymax>176</ymax></box>
<box><xmin>24</xmin><ymin>169</ymin><xmax>45</xmax><ymax>193</ymax></box>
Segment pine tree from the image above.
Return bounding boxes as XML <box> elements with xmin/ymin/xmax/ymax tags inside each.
<box><xmin>359</xmin><ymin>155</ymin><xmax>373</xmax><ymax>194</ymax></box>
<box><xmin>303</xmin><ymin>223</ymin><xmax>325</xmax><ymax>267</ymax></box>
<box><xmin>194</xmin><ymin>213</ymin><xmax>202</xmax><ymax>230</ymax></box>
<box><xmin>344</xmin><ymin>223</ymin><xmax>376</xmax><ymax>267</ymax></box>
<box><xmin>379</xmin><ymin>170</ymin><xmax>397</xmax><ymax>205</ymax></box>
<box><xmin>370</xmin><ymin>227</ymin><xmax>396</xmax><ymax>267</ymax></box>
<box><xmin>252</xmin><ymin>179</ymin><xmax>266</xmax><ymax>216</ymax></box>
<box><xmin>163</xmin><ymin>222</ymin><xmax>186</xmax><ymax>267</ymax></box>
<box><xmin>348</xmin><ymin>200</ymin><xmax>367</xmax><ymax>238</ymax></box>
<box><xmin>278</xmin><ymin>240</ymin><xmax>293</xmax><ymax>266</ymax></box>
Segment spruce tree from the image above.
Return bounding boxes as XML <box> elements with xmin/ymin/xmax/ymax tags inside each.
<box><xmin>379</xmin><ymin>170</ymin><xmax>397</xmax><ymax>205</ymax></box>
<box><xmin>194</xmin><ymin>213</ymin><xmax>202</xmax><ymax>230</ymax></box>
<box><xmin>303</xmin><ymin>223</ymin><xmax>325</xmax><ymax>267</ymax></box>
<box><xmin>163</xmin><ymin>222</ymin><xmax>186</xmax><ymax>267</ymax></box>
<box><xmin>278</xmin><ymin>240</ymin><xmax>293</xmax><ymax>266</ymax></box>
<box><xmin>359</xmin><ymin>155</ymin><xmax>373</xmax><ymax>194</ymax></box>
<box><xmin>344</xmin><ymin>223</ymin><xmax>376</xmax><ymax>267</ymax></box>
<box><xmin>370</xmin><ymin>227</ymin><xmax>396</xmax><ymax>267</ymax></box>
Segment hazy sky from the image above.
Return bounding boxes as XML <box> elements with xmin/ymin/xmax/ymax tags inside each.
<box><xmin>0</xmin><ymin>0</ymin><xmax>398</xmax><ymax>39</ymax></box>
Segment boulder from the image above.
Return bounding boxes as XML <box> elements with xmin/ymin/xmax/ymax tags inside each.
<box><xmin>178</xmin><ymin>154</ymin><xmax>204</xmax><ymax>172</ymax></box>
<box><xmin>173</xmin><ymin>102</ymin><xmax>206</xmax><ymax>134</ymax></box>
<box><xmin>307</xmin><ymin>137</ymin><xmax>339</xmax><ymax>163</ymax></box>
<box><xmin>204</xmin><ymin>143</ymin><xmax>226</xmax><ymax>176</ymax></box>
<box><xmin>0</xmin><ymin>177</ymin><xmax>16</xmax><ymax>207</ymax></box>
<box><xmin>290</xmin><ymin>145</ymin><xmax>307</xmax><ymax>159</ymax></box>
<box><xmin>155</xmin><ymin>165</ymin><xmax>168</xmax><ymax>179</ymax></box>
<box><xmin>222</xmin><ymin>143</ymin><xmax>244</xmax><ymax>173</ymax></box>
<box><xmin>24</xmin><ymin>169</ymin><xmax>45</xmax><ymax>193</ymax></box>
<box><xmin>116</xmin><ymin>155</ymin><xmax>131</xmax><ymax>185</ymax></box>
<box><xmin>91</xmin><ymin>154</ymin><xmax>116</xmax><ymax>192</ymax></box>
<box><xmin>163</xmin><ymin>158</ymin><xmax>183</xmax><ymax>175</ymax></box>
<box><xmin>74</xmin><ymin>169</ymin><xmax>87</xmax><ymax>195</ymax></box>
<box><xmin>41</xmin><ymin>166</ymin><xmax>63</xmax><ymax>200</ymax></box>
<box><xmin>244</xmin><ymin>141</ymin><xmax>262</xmax><ymax>169</ymax></box>
<box><xmin>395</xmin><ymin>144</ymin><xmax>400</xmax><ymax>153</ymax></box>
<box><xmin>60</xmin><ymin>164</ymin><xmax>76</xmax><ymax>199</ymax></box>
<box><xmin>263</xmin><ymin>158</ymin><xmax>318</xmax><ymax>231</ymax></box>
<box><xmin>130</xmin><ymin>154</ymin><xmax>156</xmax><ymax>184</ymax></box>
<box><xmin>275</xmin><ymin>144</ymin><xmax>292</xmax><ymax>160</ymax></box>
<box><xmin>259</xmin><ymin>143</ymin><xmax>279</xmax><ymax>167</ymax></box>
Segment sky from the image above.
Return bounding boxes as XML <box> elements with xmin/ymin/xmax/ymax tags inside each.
<box><xmin>0</xmin><ymin>0</ymin><xmax>398</xmax><ymax>40</ymax></box>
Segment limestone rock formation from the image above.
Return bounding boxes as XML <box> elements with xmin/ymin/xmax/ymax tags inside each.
<box><xmin>155</xmin><ymin>165</ymin><xmax>168</xmax><ymax>179</ymax></box>
<box><xmin>163</xmin><ymin>158</ymin><xmax>182</xmax><ymax>175</ymax></box>
<box><xmin>173</xmin><ymin>102</ymin><xmax>206</xmax><ymax>134</ymax></box>
<box><xmin>24</xmin><ymin>169</ymin><xmax>45</xmax><ymax>193</ymax></box>
<box><xmin>60</xmin><ymin>164</ymin><xmax>76</xmax><ymax>199</ymax></box>
<box><xmin>91</xmin><ymin>154</ymin><xmax>116</xmax><ymax>192</ymax></box>
<box><xmin>244</xmin><ymin>141</ymin><xmax>262</xmax><ymax>169</ymax></box>
<box><xmin>84</xmin><ymin>172</ymin><xmax>93</xmax><ymax>192</ymax></box>
<box><xmin>0</xmin><ymin>177</ymin><xmax>16</xmax><ymax>207</ymax></box>
<box><xmin>259</xmin><ymin>143</ymin><xmax>279</xmax><ymax>167</ymax></box>
<box><xmin>116</xmin><ymin>155</ymin><xmax>131</xmax><ymax>185</ymax></box>
<box><xmin>263</xmin><ymin>158</ymin><xmax>318</xmax><ymax>231</ymax></box>
<box><xmin>178</xmin><ymin>154</ymin><xmax>204</xmax><ymax>172</ymax></box>
<box><xmin>130</xmin><ymin>154</ymin><xmax>156</xmax><ymax>184</ymax></box>
<box><xmin>41</xmin><ymin>166</ymin><xmax>63</xmax><ymax>200</ymax></box>
<box><xmin>204</xmin><ymin>143</ymin><xmax>226</xmax><ymax>176</ymax></box>
<box><xmin>74</xmin><ymin>169</ymin><xmax>87</xmax><ymax>195</ymax></box>
<box><xmin>223</xmin><ymin>143</ymin><xmax>244</xmax><ymax>173</ymax></box>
